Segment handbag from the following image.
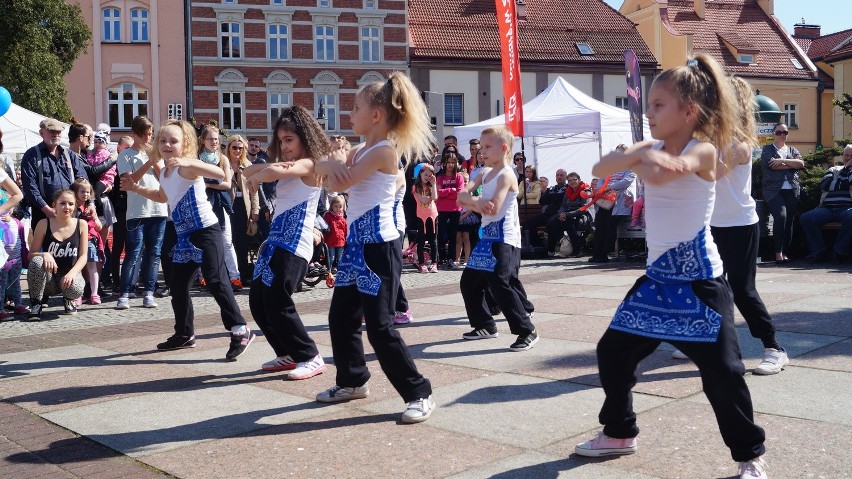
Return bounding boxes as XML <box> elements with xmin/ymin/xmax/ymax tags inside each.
<box><xmin>558</xmin><ymin>235</ymin><xmax>573</xmax><ymax>256</ymax></box>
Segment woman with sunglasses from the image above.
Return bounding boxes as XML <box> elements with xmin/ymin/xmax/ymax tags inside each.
<box><xmin>760</xmin><ymin>123</ymin><xmax>804</xmax><ymax>264</ymax></box>
<box><xmin>226</xmin><ymin>135</ymin><xmax>260</xmax><ymax>289</ymax></box>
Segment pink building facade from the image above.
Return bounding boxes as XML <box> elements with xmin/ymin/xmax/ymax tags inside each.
<box><xmin>65</xmin><ymin>0</ymin><xmax>188</xmax><ymax>139</ymax></box>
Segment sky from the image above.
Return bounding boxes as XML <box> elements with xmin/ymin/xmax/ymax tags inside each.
<box><xmin>603</xmin><ymin>0</ymin><xmax>850</xmax><ymax>36</ymax></box>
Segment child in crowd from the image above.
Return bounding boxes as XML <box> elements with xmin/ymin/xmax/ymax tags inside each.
<box><xmin>412</xmin><ymin>163</ymin><xmax>438</xmax><ymax>273</ymax></box>
<box><xmin>315</xmin><ymin>72</ymin><xmax>434</xmax><ymax>423</ymax></box>
<box><xmin>121</xmin><ymin>119</ymin><xmax>254</xmax><ymax>360</ymax></box>
<box><xmin>242</xmin><ymin>105</ymin><xmax>331</xmax><ymax>380</ymax></box>
<box><xmin>456</xmin><ymin>206</ymin><xmax>478</xmax><ymax>264</ymax></box>
<box><xmin>71</xmin><ymin>179</ymin><xmax>104</xmax><ymax>305</ymax></box>
<box><xmin>0</xmin><ymin>179</ymin><xmax>26</xmax><ymax>319</ymax></box>
<box><xmin>628</xmin><ymin>179</ymin><xmax>645</xmax><ymax>229</ymax></box>
<box><xmin>457</xmin><ymin>125</ymin><xmax>538</xmax><ymax>351</ymax></box>
<box><xmin>573</xmin><ymin>54</ymin><xmax>768</xmax><ymax>479</ymax></box>
<box><xmin>436</xmin><ymin>147</ymin><xmax>465</xmax><ymax>269</ymax></box>
<box><xmin>323</xmin><ymin>194</ymin><xmax>347</xmax><ymax>274</ymax></box>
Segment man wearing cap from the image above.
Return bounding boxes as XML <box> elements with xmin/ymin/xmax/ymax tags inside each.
<box><xmin>21</xmin><ymin>118</ymin><xmax>89</xmax><ymax>226</ymax></box>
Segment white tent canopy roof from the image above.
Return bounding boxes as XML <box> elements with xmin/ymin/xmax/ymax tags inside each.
<box><xmin>0</xmin><ymin>103</ymin><xmax>70</xmax><ymax>155</ymax></box>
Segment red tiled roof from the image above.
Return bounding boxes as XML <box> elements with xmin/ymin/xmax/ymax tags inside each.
<box><xmin>808</xmin><ymin>28</ymin><xmax>852</xmax><ymax>60</ymax></box>
<box><xmin>408</xmin><ymin>0</ymin><xmax>657</xmax><ymax>67</ymax></box>
<box><xmin>825</xmin><ymin>41</ymin><xmax>852</xmax><ymax>63</ymax></box>
<box><xmin>794</xmin><ymin>37</ymin><xmax>813</xmax><ymax>53</ymax></box>
<box><xmin>662</xmin><ymin>0</ymin><xmax>814</xmax><ymax>80</ymax></box>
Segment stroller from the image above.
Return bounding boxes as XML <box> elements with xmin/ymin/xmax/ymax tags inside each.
<box><xmin>302</xmin><ymin>229</ymin><xmax>334</xmax><ymax>288</ymax></box>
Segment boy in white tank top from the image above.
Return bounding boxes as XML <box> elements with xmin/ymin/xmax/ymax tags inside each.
<box><xmin>457</xmin><ymin>126</ymin><xmax>538</xmax><ymax>351</ymax></box>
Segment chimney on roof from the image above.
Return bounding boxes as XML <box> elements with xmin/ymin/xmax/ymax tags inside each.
<box><xmin>793</xmin><ymin>22</ymin><xmax>821</xmax><ymax>39</ymax></box>
<box><xmin>694</xmin><ymin>0</ymin><xmax>705</xmax><ymax>20</ymax></box>
<box><xmin>756</xmin><ymin>0</ymin><xmax>774</xmax><ymax>17</ymax></box>
<box><xmin>516</xmin><ymin>0</ymin><xmax>527</xmax><ymax>22</ymax></box>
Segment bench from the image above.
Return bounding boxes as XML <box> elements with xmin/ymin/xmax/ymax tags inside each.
<box><xmin>615</xmin><ymin>218</ymin><xmax>647</xmax><ymax>260</ymax></box>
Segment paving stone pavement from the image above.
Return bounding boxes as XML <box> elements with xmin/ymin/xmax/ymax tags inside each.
<box><xmin>1</xmin><ymin>257</ymin><xmax>850</xmax><ymax>478</ymax></box>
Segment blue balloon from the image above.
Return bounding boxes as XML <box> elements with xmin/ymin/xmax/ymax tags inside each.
<box><xmin>0</xmin><ymin>87</ymin><xmax>11</xmax><ymax>117</ymax></box>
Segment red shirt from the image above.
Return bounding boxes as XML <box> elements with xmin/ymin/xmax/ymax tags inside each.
<box><xmin>323</xmin><ymin>211</ymin><xmax>347</xmax><ymax>247</ymax></box>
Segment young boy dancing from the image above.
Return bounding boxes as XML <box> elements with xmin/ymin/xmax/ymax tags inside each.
<box><xmin>457</xmin><ymin>125</ymin><xmax>538</xmax><ymax>351</ymax></box>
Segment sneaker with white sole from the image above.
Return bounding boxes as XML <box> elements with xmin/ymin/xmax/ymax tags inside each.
<box><xmin>262</xmin><ymin>355</ymin><xmax>297</xmax><ymax>371</ymax></box>
<box><xmin>753</xmin><ymin>348</ymin><xmax>789</xmax><ymax>375</ymax></box>
<box><xmin>142</xmin><ymin>294</ymin><xmax>158</xmax><ymax>308</ymax></box>
<box><xmin>316</xmin><ymin>384</ymin><xmax>370</xmax><ymax>403</ymax></box>
<box><xmin>509</xmin><ymin>330</ymin><xmax>539</xmax><ymax>351</ymax></box>
<box><xmin>393</xmin><ymin>310</ymin><xmax>413</xmax><ymax>325</ymax></box>
<box><xmin>115</xmin><ymin>296</ymin><xmax>130</xmax><ymax>310</ymax></box>
<box><xmin>288</xmin><ymin>355</ymin><xmax>328</xmax><ymax>380</ymax></box>
<box><xmin>738</xmin><ymin>456</ymin><xmax>768</xmax><ymax>479</ymax></box>
<box><xmin>225</xmin><ymin>330</ymin><xmax>256</xmax><ymax>361</ymax></box>
<box><xmin>671</xmin><ymin>349</ymin><xmax>689</xmax><ymax>360</ymax></box>
<box><xmin>401</xmin><ymin>395</ymin><xmax>435</xmax><ymax>423</ymax></box>
<box><xmin>462</xmin><ymin>327</ymin><xmax>498</xmax><ymax>340</ymax></box>
<box><xmin>574</xmin><ymin>432</ymin><xmax>638</xmax><ymax>457</ymax></box>
<box><xmin>156</xmin><ymin>335</ymin><xmax>196</xmax><ymax>350</ymax></box>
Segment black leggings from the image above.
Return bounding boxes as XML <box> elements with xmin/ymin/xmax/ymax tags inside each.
<box><xmin>437</xmin><ymin>211</ymin><xmax>460</xmax><ymax>263</ymax></box>
<box><xmin>766</xmin><ymin>189</ymin><xmax>798</xmax><ymax>254</ymax></box>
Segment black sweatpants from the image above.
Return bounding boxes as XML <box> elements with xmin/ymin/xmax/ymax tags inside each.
<box><xmin>170</xmin><ymin>224</ymin><xmax>246</xmax><ymax>337</ymax></box>
<box><xmin>596</xmin><ymin>276</ymin><xmax>765</xmax><ymax>462</ymax></box>
<box><xmin>395</xmin><ymin>235</ymin><xmax>409</xmax><ymax>313</ymax></box>
<box><xmin>160</xmin><ymin>220</ymin><xmax>177</xmax><ymax>289</ymax></box>
<box><xmin>711</xmin><ymin>223</ymin><xmax>777</xmax><ymax>347</ymax></box>
<box><xmin>460</xmin><ymin>242</ymin><xmax>535</xmax><ymax>335</ymax></box>
<box><xmin>327</xmin><ymin>241</ymin><xmax>431</xmax><ymax>402</ymax></box>
<box><xmin>249</xmin><ymin>247</ymin><xmax>318</xmax><ymax>362</ymax></box>
<box><xmin>437</xmin><ymin>211</ymin><xmax>460</xmax><ymax>264</ymax></box>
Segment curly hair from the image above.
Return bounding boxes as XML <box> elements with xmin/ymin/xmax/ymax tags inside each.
<box><xmin>267</xmin><ymin>105</ymin><xmax>331</xmax><ymax>163</ymax></box>
<box><xmin>730</xmin><ymin>76</ymin><xmax>758</xmax><ymax>148</ymax></box>
<box><xmin>152</xmin><ymin>119</ymin><xmax>199</xmax><ymax>163</ymax></box>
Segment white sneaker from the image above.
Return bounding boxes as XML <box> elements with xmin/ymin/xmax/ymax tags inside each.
<box><xmin>671</xmin><ymin>349</ymin><xmax>689</xmax><ymax>360</ymax></box>
<box><xmin>401</xmin><ymin>395</ymin><xmax>435</xmax><ymax>423</ymax></box>
<box><xmin>738</xmin><ymin>456</ymin><xmax>768</xmax><ymax>479</ymax></box>
<box><xmin>753</xmin><ymin>348</ymin><xmax>789</xmax><ymax>375</ymax></box>
<box><xmin>261</xmin><ymin>355</ymin><xmax>296</xmax><ymax>372</ymax></box>
<box><xmin>316</xmin><ymin>384</ymin><xmax>370</xmax><ymax>403</ymax></box>
<box><xmin>288</xmin><ymin>355</ymin><xmax>328</xmax><ymax>380</ymax></box>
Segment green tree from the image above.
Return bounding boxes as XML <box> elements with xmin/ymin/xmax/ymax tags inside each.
<box><xmin>0</xmin><ymin>0</ymin><xmax>91</xmax><ymax>121</ymax></box>
<box><xmin>834</xmin><ymin>93</ymin><xmax>852</xmax><ymax>121</ymax></box>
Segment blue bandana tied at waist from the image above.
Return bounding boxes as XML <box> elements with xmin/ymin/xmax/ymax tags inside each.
<box><xmin>335</xmin><ymin>205</ymin><xmax>386</xmax><ymax>296</ymax></box>
<box><xmin>465</xmin><ymin>219</ymin><xmax>505</xmax><ymax>272</ymax></box>
<box><xmin>171</xmin><ymin>188</ymin><xmax>206</xmax><ymax>264</ymax></box>
<box><xmin>253</xmin><ymin>201</ymin><xmax>308</xmax><ymax>287</ymax></box>
<box><xmin>609</xmin><ymin>228</ymin><xmax>722</xmax><ymax>342</ymax></box>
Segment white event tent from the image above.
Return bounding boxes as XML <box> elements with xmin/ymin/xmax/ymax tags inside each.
<box><xmin>0</xmin><ymin>103</ymin><xmax>70</xmax><ymax>155</ymax></box>
<box><xmin>453</xmin><ymin>76</ymin><xmax>651</xmax><ymax>184</ymax></box>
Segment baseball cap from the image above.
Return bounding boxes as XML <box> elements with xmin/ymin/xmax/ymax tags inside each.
<box><xmin>94</xmin><ymin>131</ymin><xmax>109</xmax><ymax>143</ymax></box>
<box><xmin>97</xmin><ymin>123</ymin><xmax>111</xmax><ymax>135</ymax></box>
<box><xmin>39</xmin><ymin>118</ymin><xmax>64</xmax><ymax>132</ymax></box>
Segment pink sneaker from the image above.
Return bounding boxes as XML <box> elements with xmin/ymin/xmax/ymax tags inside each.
<box><xmin>89</xmin><ymin>294</ymin><xmax>101</xmax><ymax>305</ymax></box>
<box><xmin>417</xmin><ymin>264</ymin><xmax>427</xmax><ymax>274</ymax></box>
<box><xmin>261</xmin><ymin>356</ymin><xmax>297</xmax><ymax>371</ymax></box>
<box><xmin>574</xmin><ymin>432</ymin><xmax>637</xmax><ymax>457</ymax></box>
<box><xmin>428</xmin><ymin>263</ymin><xmax>438</xmax><ymax>273</ymax></box>
<box><xmin>393</xmin><ymin>310</ymin><xmax>413</xmax><ymax>325</ymax></box>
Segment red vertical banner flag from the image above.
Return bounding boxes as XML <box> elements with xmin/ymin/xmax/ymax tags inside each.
<box><xmin>495</xmin><ymin>0</ymin><xmax>524</xmax><ymax>137</ymax></box>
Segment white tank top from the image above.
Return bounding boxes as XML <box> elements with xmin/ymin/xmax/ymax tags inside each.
<box><xmin>346</xmin><ymin>140</ymin><xmax>399</xmax><ymax>243</ymax></box>
<box><xmin>710</xmin><ymin>156</ymin><xmax>759</xmax><ymax>227</ymax></box>
<box><xmin>159</xmin><ymin>167</ymin><xmax>218</xmax><ymax>232</ymax></box>
<box><xmin>645</xmin><ymin>140</ymin><xmax>723</xmax><ymax>278</ymax></box>
<box><xmin>271</xmin><ymin>176</ymin><xmax>321</xmax><ymax>262</ymax></box>
<box><xmin>480</xmin><ymin>166</ymin><xmax>521</xmax><ymax>248</ymax></box>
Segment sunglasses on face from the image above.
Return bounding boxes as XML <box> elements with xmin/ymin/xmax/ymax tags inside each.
<box><xmin>774</xmin><ymin>131</ymin><xmax>789</xmax><ymax>136</ymax></box>
<box><xmin>231</xmin><ymin>146</ymin><xmax>244</xmax><ymax>151</ymax></box>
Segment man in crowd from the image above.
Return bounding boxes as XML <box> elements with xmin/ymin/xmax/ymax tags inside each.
<box><xmin>522</xmin><ymin>168</ymin><xmax>569</xmax><ymax>246</ymax></box>
<box><xmin>21</xmin><ymin>119</ymin><xmax>89</xmax><ymax>226</ymax></box>
<box><xmin>247</xmin><ymin>137</ymin><xmax>273</xmax><ymax>240</ymax></box>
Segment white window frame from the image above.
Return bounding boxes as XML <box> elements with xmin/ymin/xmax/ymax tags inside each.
<box><xmin>103</xmin><ymin>7</ymin><xmax>121</xmax><ymax>42</ymax></box>
<box><xmin>267</xmin><ymin>23</ymin><xmax>289</xmax><ymax>60</ymax></box>
<box><xmin>615</xmin><ymin>97</ymin><xmax>628</xmax><ymax>110</ymax></box>
<box><xmin>221</xmin><ymin>91</ymin><xmax>244</xmax><ymax>131</ymax></box>
<box><xmin>265</xmin><ymin>70</ymin><xmax>296</xmax><ymax>128</ymax></box>
<box><xmin>444</xmin><ymin>94</ymin><xmax>463</xmax><ymax>125</ymax></box>
<box><xmin>315</xmin><ymin>93</ymin><xmax>338</xmax><ymax>131</ymax></box>
<box><xmin>784</xmin><ymin>103</ymin><xmax>799</xmax><ymax>129</ymax></box>
<box><xmin>269</xmin><ymin>92</ymin><xmax>291</xmax><ymax>124</ymax></box>
<box><xmin>107</xmin><ymin>83</ymin><xmax>148</xmax><ymax>129</ymax></box>
<box><xmin>130</xmin><ymin>8</ymin><xmax>149</xmax><ymax>43</ymax></box>
<box><xmin>314</xmin><ymin>24</ymin><xmax>335</xmax><ymax>62</ymax></box>
<box><xmin>220</xmin><ymin>21</ymin><xmax>243</xmax><ymax>59</ymax></box>
<box><xmin>738</xmin><ymin>53</ymin><xmax>755</xmax><ymax>64</ymax></box>
<box><xmin>360</xmin><ymin>25</ymin><xmax>381</xmax><ymax>63</ymax></box>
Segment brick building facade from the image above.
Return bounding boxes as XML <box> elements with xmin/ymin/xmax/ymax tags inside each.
<box><xmin>189</xmin><ymin>0</ymin><xmax>408</xmax><ymax>142</ymax></box>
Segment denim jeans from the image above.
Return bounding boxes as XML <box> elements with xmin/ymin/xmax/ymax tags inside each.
<box><xmin>800</xmin><ymin>206</ymin><xmax>852</xmax><ymax>256</ymax></box>
<box><xmin>119</xmin><ymin>217</ymin><xmax>167</xmax><ymax>295</ymax></box>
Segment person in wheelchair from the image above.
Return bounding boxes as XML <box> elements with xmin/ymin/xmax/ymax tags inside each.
<box><xmin>546</xmin><ymin>172</ymin><xmax>591</xmax><ymax>257</ymax></box>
